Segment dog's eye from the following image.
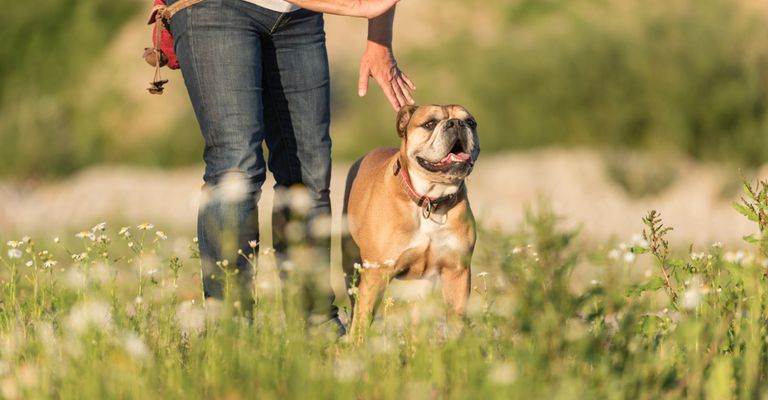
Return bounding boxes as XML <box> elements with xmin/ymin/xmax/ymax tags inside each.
<box><xmin>466</xmin><ymin>118</ymin><xmax>477</xmax><ymax>129</ymax></box>
<box><xmin>423</xmin><ymin>120</ymin><xmax>437</xmax><ymax>130</ymax></box>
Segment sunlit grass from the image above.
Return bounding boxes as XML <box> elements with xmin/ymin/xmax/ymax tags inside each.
<box><xmin>2</xmin><ymin>179</ymin><xmax>768</xmax><ymax>398</ymax></box>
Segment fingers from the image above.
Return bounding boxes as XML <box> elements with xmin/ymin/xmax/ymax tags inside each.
<box><xmin>390</xmin><ymin>79</ymin><xmax>407</xmax><ymax>108</ymax></box>
<box><xmin>395</xmin><ymin>76</ymin><xmax>415</xmax><ymax>105</ymax></box>
<box><xmin>358</xmin><ymin>63</ymin><xmax>370</xmax><ymax>97</ymax></box>
<box><xmin>375</xmin><ymin>75</ymin><xmax>400</xmax><ymax>111</ymax></box>
<box><xmin>400</xmin><ymin>70</ymin><xmax>416</xmax><ymax>91</ymax></box>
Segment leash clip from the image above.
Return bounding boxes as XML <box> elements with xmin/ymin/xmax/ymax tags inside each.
<box><xmin>422</xmin><ymin>198</ymin><xmax>435</xmax><ymax>219</ymax></box>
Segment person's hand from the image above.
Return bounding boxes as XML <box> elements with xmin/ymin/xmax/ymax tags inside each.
<box><xmin>285</xmin><ymin>0</ymin><xmax>400</xmax><ymax>19</ymax></box>
<box><xmin>358</xmin><ymin>41</ymin><xmax>416</xmax><ymax>111</ymax></box>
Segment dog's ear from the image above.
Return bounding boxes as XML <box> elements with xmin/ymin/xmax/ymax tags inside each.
<box><xmin>396</xmin><ymin>105</ymin><xmax>418</xmax><ymax>138</ymax></box>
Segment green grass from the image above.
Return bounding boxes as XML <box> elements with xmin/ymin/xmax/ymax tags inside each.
<box><xmin>3</xmin><ymin>179</ymin><xmax>768</xmax><ymax>398</ymax></box>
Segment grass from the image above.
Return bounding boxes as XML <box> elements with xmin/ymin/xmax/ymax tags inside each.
<box><xmin>3</xmin><ymin>178</ymin><xmax>768</xmax><ymax>398</ymax></box>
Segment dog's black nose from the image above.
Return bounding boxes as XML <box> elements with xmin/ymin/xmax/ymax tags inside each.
<box><xmin>445</xmin><ymin>119</ymin><xmax>464</xmax><ymax>129</ymax></box>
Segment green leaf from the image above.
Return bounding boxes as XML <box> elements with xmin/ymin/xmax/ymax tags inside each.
<box><xmin>630</xmin><ymin>246</ymin><xmax>649</xmax><ymax>254</ymax></box>
<box><xmin>743</xmin><ymin>234</ymin><xmax>761</xmax><ymax>244</ymax></box>
<box><xmin>625</xmin><ymin>276</ymin><xmax>666</xmax><ymax>297</ymax></box>
<box><xmin>743</xmin><ymin>182</ymin><xmax>756</xmax><ymax>199</ymax></box>
<box><xmin>667</xmin><ymin>259</ymin><xmax>688</xmax><ymax>270</ymax></box>
<box><xmin>733</xmin><ymin>201</ymin><xmax>758</xmax><ymax>222</ymax></box>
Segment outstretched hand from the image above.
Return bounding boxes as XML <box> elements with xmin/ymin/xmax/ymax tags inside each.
<box><xmin>358</xmin><ymin>41</ymin><xmax>416</xmax><ymax>111</ymax></box>
<box><xmin>285</xmin><ymin>0</ymin><xmax>401</xmax><ymax>19</ymax></box>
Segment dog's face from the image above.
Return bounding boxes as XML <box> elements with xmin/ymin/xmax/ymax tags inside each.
<box><xmin>397</xmin><ymin>104</ymin><xmax>480</xmax><ymax>184</ymax></box>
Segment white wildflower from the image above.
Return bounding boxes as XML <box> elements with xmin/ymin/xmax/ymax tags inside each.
<box><xmin>248</xmin><ymin>240</ymin><xmax>258</xmax><ymax>248</ymax></box>
<box><xmin>477</xmin><ymin>271</ymin><xmax>489</xmax><ymax>278</ymax></box>
<box><xmin>682</xmin><ymin>287</ymin><xmax>702</xmax><ymax>310</ymax></box>
<box><xmin>75</xmin><ymin>231</ymin><xmax>96</xmax><ymax>241</ymax></box>
<box><xmin>353</xmin><ymin>262</ymin><xmax>362</xmax><ymax>271</ymax></box>
<box><xmin>71</xmin><ymin>253</ymin><xmax>87</xmax><ymax>262</ymax></box>
<box><xmin>64</xmin><ymin>269</ymin><xmax>87</xmax><ymax>289</ymax></box>
<box><xmin>6</xmin><ymin>240</ymin><xmax>20</xmax><ymax>248</ymax></box>
<box><xmin>622</xmin><ymin>252</ymin><xmax>636</xmax><ymax>263</ymax></box>
<box><xmin>137</xmin><ymin>223</ymin><xmax>154</xmax><ymax>231</ymax></box>
<box><xmin>347</xmin><ymin>287</ymin><xmax>359</xmax><ymax>296</ymax></box>
<box><xmin>43</xmin><ymin>260</ymin><xmax>57</xmax><ymax>269</ymax></box>
<box><xmin>53</xmin><ymin>237</ymin><xmax>60</xmax><ymax>244</ymax></box>
<box><xmin>724</xmin><ymin>250</ymin><xmax>746</xmax><ymax>264</ymax></box>
<box><xmin>175</xmin><ymin>301</ymin><xmax>206</xmax><ymax>334</ymax></box>
<box><xmin>123</xmin><ymin>332</ymin><xmax>149</xmax><ymax>360</ymax></box>
<box><xmin>219</xmin><ymin>172</ymin><xmax>249</xmax><ymax>203</ymax></box>
<box><xmin>66</xmin><ymin>300</ymin><xmax>113</xmax><ymax>334</ymax></box>
<box><xmin>155</xmin><ymin>231</ymin><xmax>168</xmax><ymax>241</ymax></box>
<box><xmin>92</xmin><ymin>222</ymin><xmax>107</xmax><ymax>232</ymax></box>
<box><xmin>629</xmin><ymin>233</ymin><xmax>649</xmax><ymax>250</ymax></box>
<box><xmin>607</xmin><ymin>249</ymin><xmax>621</xmax><ymax>261</ymax></box>
<box><xmin>682</xmin><ymin>276</ymin><xmax>707</xmax><ymax>310</ymax></box>
<box><xmin>7</xmin><ymin>249</ymin><xmax>21</xmax><ymax>259</ymax></box>
<box><xmin>711</xmin><ymin>241</ymin><xmax>723</xmax><ymax>249</ymax></box>
<box><xmin>119</xmin><ymin>227</ymin><xmax>131</xmax><ymax>237</ymax></box>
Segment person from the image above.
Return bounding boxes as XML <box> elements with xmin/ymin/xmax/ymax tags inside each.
<box><xmin>167</xmin><ymin>0</ymin><xmax>415</xmax><ymax>331</ymax></box>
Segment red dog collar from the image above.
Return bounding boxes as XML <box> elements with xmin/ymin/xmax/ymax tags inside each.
<box><xmin>393</xmin><ymin>158</ymin><xmax>464</xmax><ymax>219</ymax></box>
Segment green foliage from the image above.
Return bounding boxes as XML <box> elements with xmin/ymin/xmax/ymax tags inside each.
<box><xmin>334</xmin><ymin>0</ymin><xmax>768</xmax><ymax>168</ymax></box>
<box><xmin>4</xmin><ymin>0</ymin><xmax>768</xmax><ymax>177</ymax></box>
<box><xmin>0</xmin><ymin>0</ymin><xmax>139</xmax><ymax>177</ymax></box>
<box><xmin>3</xmin><ymin>188</ymin><xmax>768</xmax><ymax>397</ymax></box>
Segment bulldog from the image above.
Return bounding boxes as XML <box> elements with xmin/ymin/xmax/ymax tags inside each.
<box><xmin>342</xmin><ymin>104</ymin><xmax>480</xmax><ymax>338</ymax></box>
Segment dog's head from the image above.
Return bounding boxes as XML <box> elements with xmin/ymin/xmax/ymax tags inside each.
<box><xmin>397</xmin><ymin>104</ymin><xmax>480</xmax><ymax>184</ymax></box>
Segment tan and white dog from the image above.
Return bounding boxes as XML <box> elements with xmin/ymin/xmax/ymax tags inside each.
<box><xmin>342</xmin><ymin>104</ymin><xmax>480</xmax><ymax>337</ymax></box>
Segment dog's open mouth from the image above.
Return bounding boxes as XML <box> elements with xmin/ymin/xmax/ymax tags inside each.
<box><xmin>417</xmin><ymin>140</ymin><xmax>474</xmax><ymax>172</ymax></box>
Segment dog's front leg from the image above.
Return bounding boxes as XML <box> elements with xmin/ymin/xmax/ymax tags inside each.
<box><xmin>349</xmin><ymin>270</ymin><xmax>389</xmax><ymax>342</ymax></box>
<box><xmin>440</xmin><ymin>265</ymin><xmax>471</xmax><ymax>316</ymax></box>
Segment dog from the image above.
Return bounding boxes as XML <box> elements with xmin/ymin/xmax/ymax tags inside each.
<box><xmin>342</xmin><ymin>104</ymin><xmax>480</xmax><ymax>338</ymax></box>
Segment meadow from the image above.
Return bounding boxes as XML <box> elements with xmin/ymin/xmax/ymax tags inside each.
<box><xmin>1</xmin><ymin>178</ymin><xmax>768</xmax><ymax>399</ymax></box>
<box><xmin>5</xmin><ymin>0</ymin><xmax>768</xmax><ymax>398</ymax></box>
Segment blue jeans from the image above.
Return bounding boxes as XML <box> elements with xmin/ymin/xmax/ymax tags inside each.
<box><xmin>169</xmin><ymin>0</ymin><xmax>337</xmax><ymax>323</ymax></box>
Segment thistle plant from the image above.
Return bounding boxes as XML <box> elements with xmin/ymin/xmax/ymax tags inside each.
<box><xmin>640</xmin><ymin>210</ymin><xmax>678</xmax><ymax>309</ymax></box>
<box><xmin>734</xmin><ymin>178</ymin><xmax>768</xmax><ymax>257</ymax></box>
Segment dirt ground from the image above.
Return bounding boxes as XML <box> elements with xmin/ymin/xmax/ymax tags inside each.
<box><xmin>0</xmin><ymin>148</ymin><xmax>760</xmax><ymax>248</ymax></box>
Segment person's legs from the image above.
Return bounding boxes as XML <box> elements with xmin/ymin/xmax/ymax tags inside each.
<box><xmin>170</xmin><ymin>0</ymin><xmax>272</xmax><ymax>308</ymax></box>
<box><xmin>260</xmin><ymin>9</ymin><xmax>340</xmax><ymax>328</ymax></box>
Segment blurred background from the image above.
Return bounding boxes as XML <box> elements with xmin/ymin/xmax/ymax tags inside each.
<box><xmin>2</xmin><ymin>0</ymin><xmax>768</xmax><ymax>245</ymax></box>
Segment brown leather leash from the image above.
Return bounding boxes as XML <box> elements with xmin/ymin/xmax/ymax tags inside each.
<box><xmin>145</xmin><ymin>0</ymin><xmax>204</xmax><ymax>94</ymax></box>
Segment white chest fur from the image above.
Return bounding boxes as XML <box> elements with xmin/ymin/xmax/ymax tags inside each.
<box><xmin>402</xmin><ymin>210</ymin><xmax>463</xmax><ymax>269</ymax></box>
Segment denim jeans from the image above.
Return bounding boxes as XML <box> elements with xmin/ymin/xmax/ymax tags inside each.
<box><xmin>168</xmin><ymin>0</ymin><xmax>338</xmax><ymax>325</ymax></box>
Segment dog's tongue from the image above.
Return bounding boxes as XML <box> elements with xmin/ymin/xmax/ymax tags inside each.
<box><xmin>440</xmin><ymin>152</ymin><xmax>471</xmax><ymax>163</ymax></box>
